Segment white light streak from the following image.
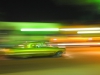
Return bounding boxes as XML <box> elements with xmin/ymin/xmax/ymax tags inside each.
<box><xmin>77</xmin><ymin>31</ymin><xmax>100</xmax><ymax>34</ymax></box>
<box><xmin>21</xmin><ymin>28</ymin><xmax>59</xmax><ymax>31</ymax></box>
<box><xmin>60</xmin><ymin>28</ymin><xmax>100</xmax><ymax>31</ymax></box>
<box><xmin>51</xmin><ymin>43</ymin><xmax>100</xmax><ymax>46</ymax></box>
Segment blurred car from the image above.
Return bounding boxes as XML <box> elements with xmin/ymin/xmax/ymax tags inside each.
<box><xmin>4</xmin><ymin>41</ymin><xmax>65</xmax><ymax>58</ymax></box>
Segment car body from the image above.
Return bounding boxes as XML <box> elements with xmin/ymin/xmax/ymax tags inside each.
<box><xmin>4</xmin><ymin>41</ymin><xmax>65</xmax><ymax>58</ymax></box>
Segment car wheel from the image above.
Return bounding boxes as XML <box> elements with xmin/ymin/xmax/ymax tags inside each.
<box><xmin>53</xmin><ymin>51</ymin><xmax>63</xmax><ymax>57</ymax></box>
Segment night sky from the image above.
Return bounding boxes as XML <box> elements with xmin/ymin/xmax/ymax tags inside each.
<box><xmin>0</xmin><ymin>0</ymin><xmax>100</xmax><ymax>23</ymax></box>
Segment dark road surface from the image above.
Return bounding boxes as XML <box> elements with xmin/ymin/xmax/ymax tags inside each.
<box><xmin>1</xmin><ymin>55</ymin><xmax>100</xmax><ymax>75</ymax></box>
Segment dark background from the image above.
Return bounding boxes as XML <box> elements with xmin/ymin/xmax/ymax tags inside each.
<box><xmin>0</xmin><ymin>0</ymin><xmax>100</xmax><ymax>23</ymax></box>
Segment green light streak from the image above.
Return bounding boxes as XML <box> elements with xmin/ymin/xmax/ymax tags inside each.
<box><xmin>0</xmin><ymin>22</ymin><xmax>61</xmax><ymax>30</ymax></box>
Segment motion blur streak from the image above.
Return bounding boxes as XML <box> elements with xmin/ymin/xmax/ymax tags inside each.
<box><xmin>66</xmin><ymin>47</ymin><xmax>100</xmax><ymax>52</ymax></box>
<box><xmin>21</xmin><ymin>28</ymin><xmax>59</xmax><ymax>31</ymax></box>
<box><xmin>78</xmin><ymin>31</ymin><xmax>100</xmax><ymax>34</ymax></box>
<box><xmin>51</xmin><ymin>42</ymin><xmax>100</xmax><ymax>46</ymax></box>
<box><xmin>49</xmin><ymin>37</ymin><xmax>100</xmax><ymax>42</ymax></box>
<box><xmin>60</xmin><ymin>27</ymin><xmax>100</xmax><ymax>31</ymax></box>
